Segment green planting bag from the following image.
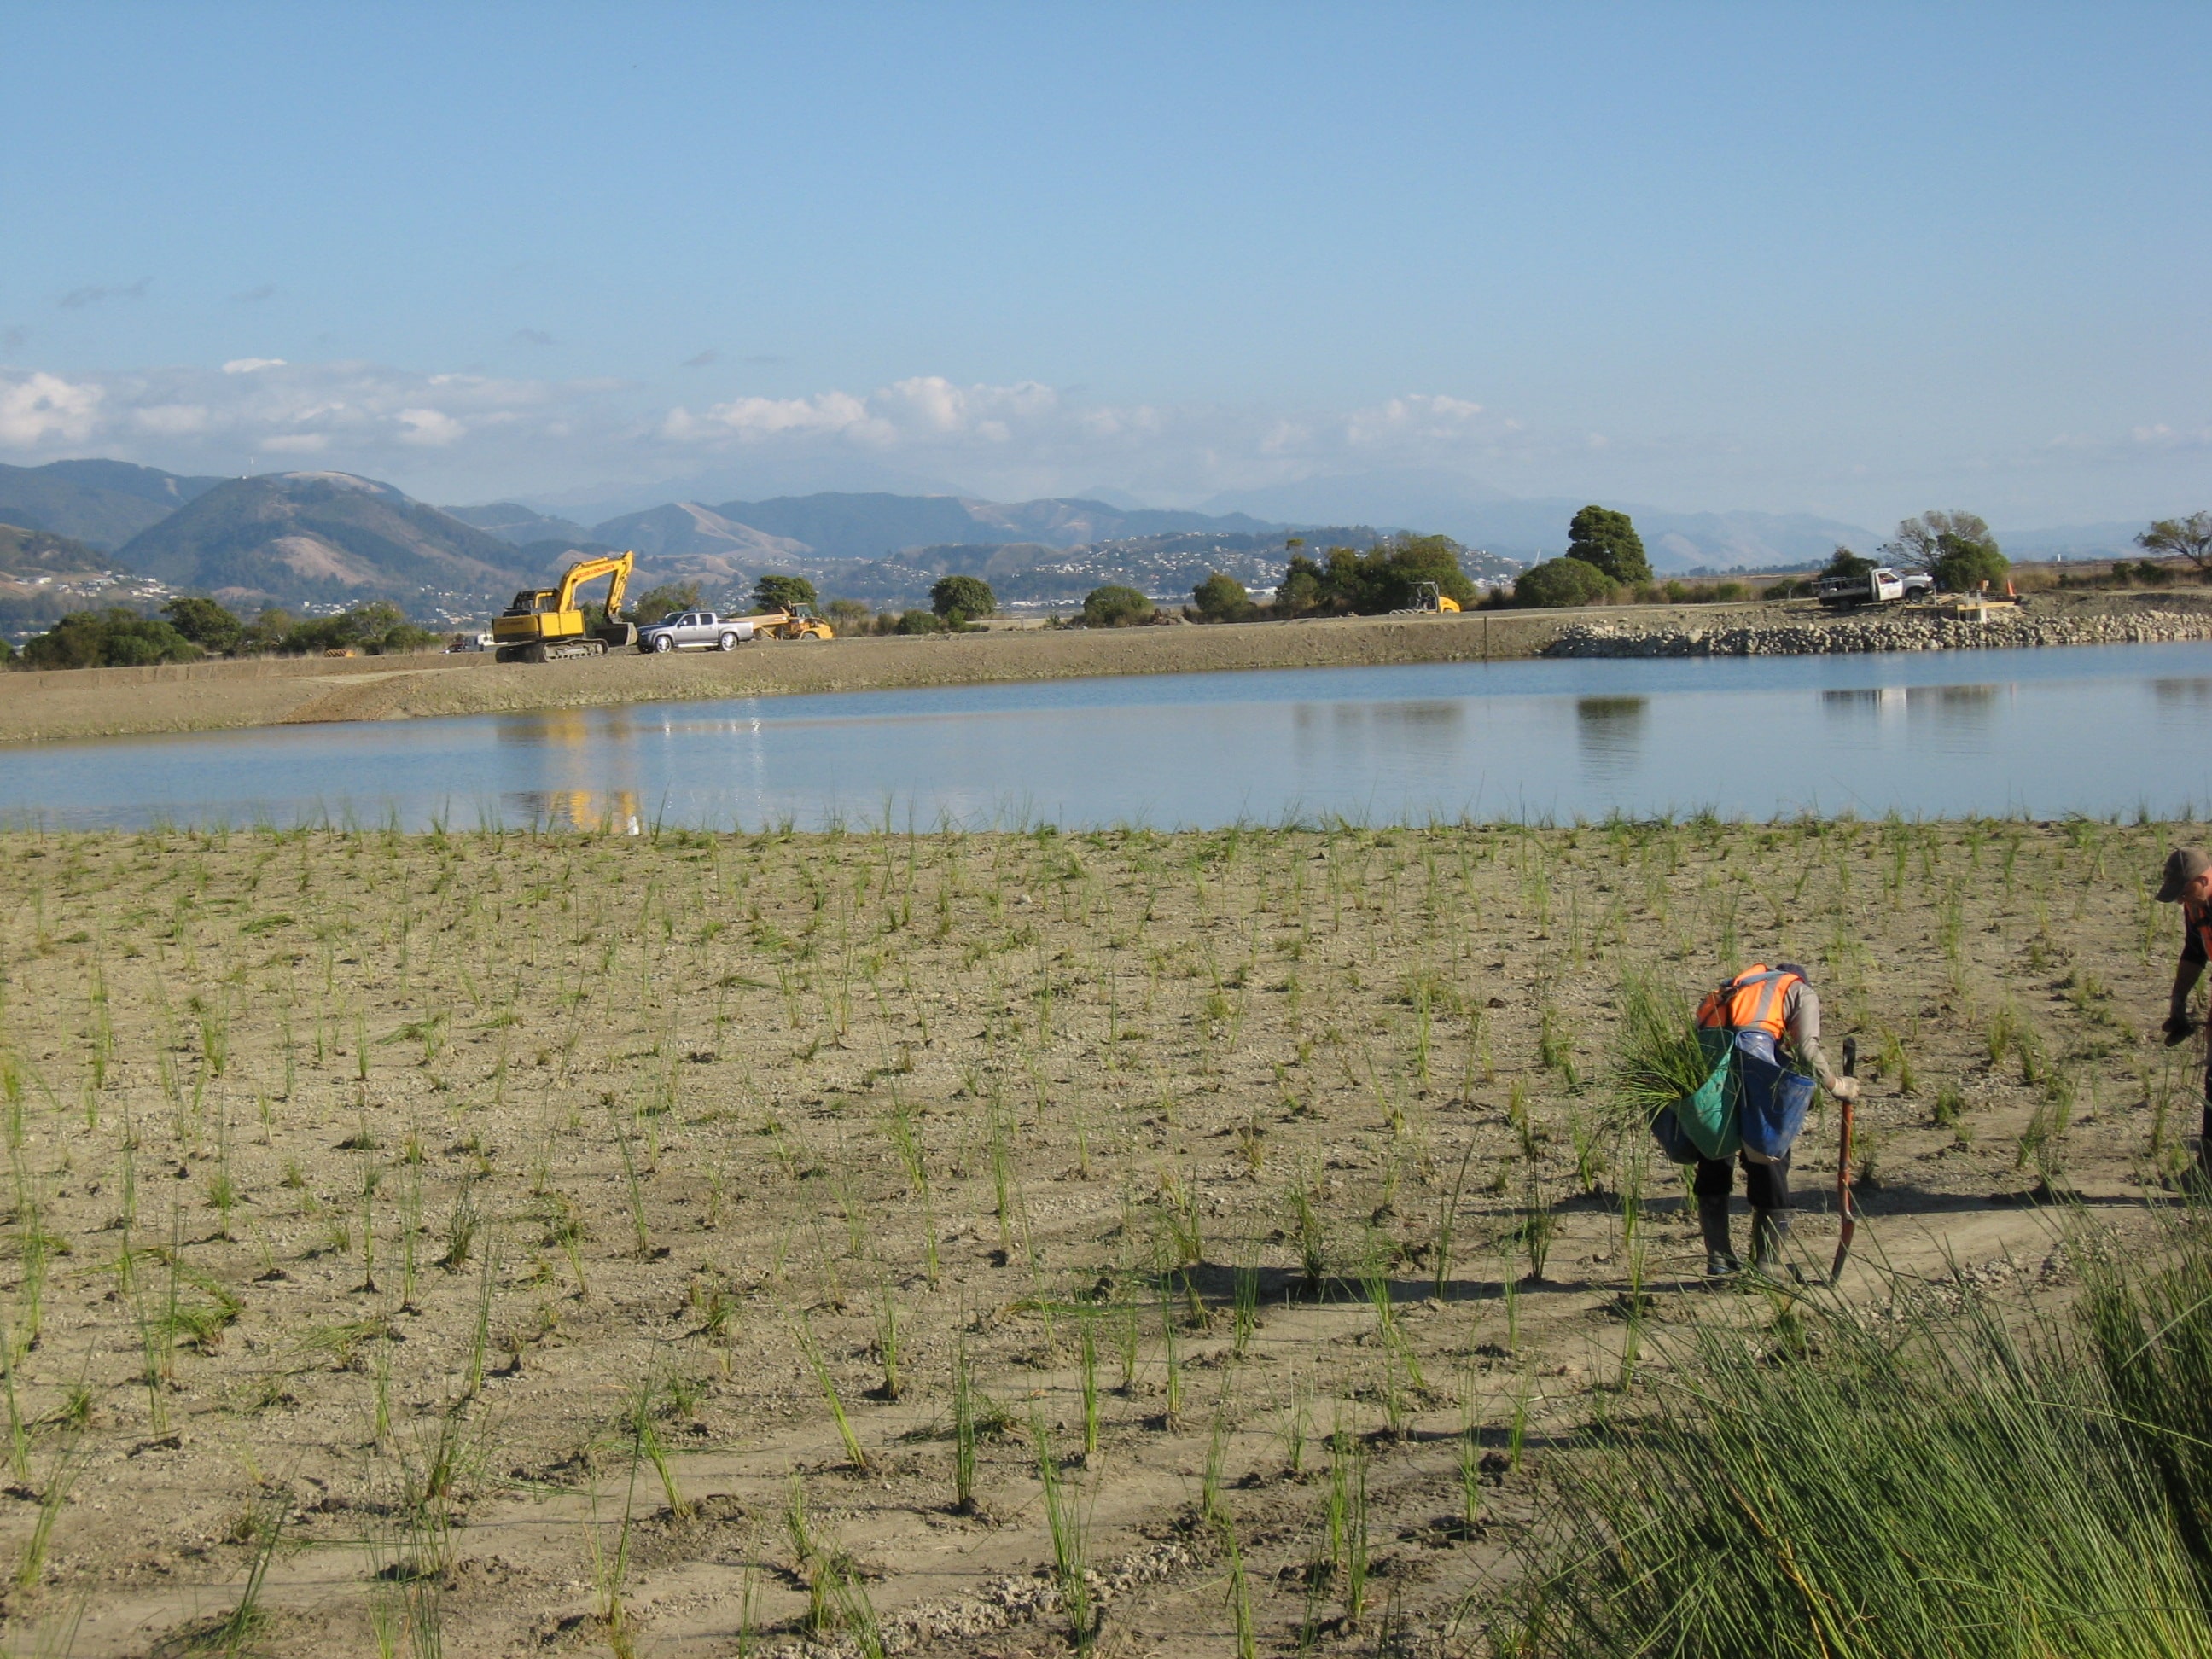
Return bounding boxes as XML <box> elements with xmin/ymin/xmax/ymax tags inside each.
<box><xmin>1675</xmin><ymin>1031</ymin><xmax>1741</xmax><ymax>1161</ymax></box>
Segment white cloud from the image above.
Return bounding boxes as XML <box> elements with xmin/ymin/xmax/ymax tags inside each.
<box><xmin>0</xmin><ymin>371</ymin><xmax>102</xmax><ymax>445</ymax></box>
<box><xmin>1</xmin><ymin>352</ymin><xmax>2198</xmax><ymax>524</ymax></box>
<box><xmin>395</xmin><ymin>407</ymin><xmax>465</xmax><ymax>446</ymax></box>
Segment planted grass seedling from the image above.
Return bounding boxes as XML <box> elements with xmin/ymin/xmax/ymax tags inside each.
<box><xmin>1032</xmin><ymin>1415</ymin><xmax>1097</xmax><ymax>1653</ymax></box>
<box><xmin>793</xmin><ymin>1313</ymin><xmax>869</xmax><ymax>1472</ymax></box>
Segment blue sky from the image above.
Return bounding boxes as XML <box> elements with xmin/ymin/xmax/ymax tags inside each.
<box><xmin>1</xmin><ymin>2</ymin><xmax>2205</xmax><ymax>528</ymax></box>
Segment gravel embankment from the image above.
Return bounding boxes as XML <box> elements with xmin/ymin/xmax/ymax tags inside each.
<box><xmin>1542</xmin><ymin>605</ymin><xmax>2212</xmax><ymax>658</ymax></box>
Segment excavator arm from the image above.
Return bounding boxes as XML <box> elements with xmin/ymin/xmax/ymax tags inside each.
<box><xmin>554</xmin><ymin>550</ymin><xmax>635</xmax><ymax>620</ymax></box>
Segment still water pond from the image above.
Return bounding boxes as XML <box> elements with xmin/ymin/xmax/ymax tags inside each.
<box><xmin>4</xmin><ymin>643</ymin><xmax>2209</xmax><ymax>831</ymax></box>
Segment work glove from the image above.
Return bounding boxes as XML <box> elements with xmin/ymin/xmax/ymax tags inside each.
<box><xmin>2165</xmin><ymin>1011</ymin><xmax>2198</xmax><ymax>1048</ymax></box>
<box><xmin>1826</xmin><ymin>1075</ymin><xmax>1862</xmax><ymax>1103</ymax></box>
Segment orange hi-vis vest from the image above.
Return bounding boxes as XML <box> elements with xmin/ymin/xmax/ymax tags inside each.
<box><xmin>1696</xmin><ymin>965</ymin><xmax>1803</xmax><ymax>1040</ymax></box>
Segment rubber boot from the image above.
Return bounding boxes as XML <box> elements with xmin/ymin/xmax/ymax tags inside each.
<box><xmin>1697</xmin><ymin>1196</ymin><xmax>1738</xmax><ymax>1278</ymax></box>
<box><xmin>1750</xmin><ymin>1208</ymin><xmax>1790</xmax><ymax>1274</ymax></box>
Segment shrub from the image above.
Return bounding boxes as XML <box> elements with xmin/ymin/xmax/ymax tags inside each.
<box><xmin>237</xmin><ymin>608</ymin><xmax>294</xmax><ymax>655</ymax></box>
<box><xmin>1513</xmin><ymin>556</ymin><xmax>1613</xmax><ymax>608</ymax></box>
<box><xmin>1190</xmin><ymin>571</ymin><xmax>1255</xmax><ymax>622</ymax></box>
<box><xmin>1933</xmin><ymin>538</ymin><xmax>2009</xmax><ymax>594</ymax></box>
<box><xmin>895</xmin><ymin>609</ymin><xmax>943</xmax><ymax>635</ymax></box>
<box><xmin>1279</xmin><ymin>534</ymin><xmax>1478</xmax><ymax>614</ymax></box>
<box><xmin>1714</xmin><ymin>580</ymin><xmax>1748</xmax><ymax>602</ymax></box>
<box><xmin>826</xmin><ymin>599</ymin><xmax>871</xmax><ymax>629</ymax></box>
<box><xmin>277</xmin><ymin>602</ymin><xmax>439</xmax><ymax>656</ymax></box>
<box><xmin>1083</xmin><ymin>585</ymin><xmax>1155</xmax><ymax>627</ymax></box>
<box><xmin>753</xmin><ymin>574</ymin><xmax>818</xmax><ymax>613</ymax></box>
<box><xmin>21</xmin><ymin>608</ymin><xmax>202</xmax><ymax>669</ymax></box>
<box><xmin>930</xmin><ymin>575</ymin><xmax>996</xmax><ymax>621</ymax></box>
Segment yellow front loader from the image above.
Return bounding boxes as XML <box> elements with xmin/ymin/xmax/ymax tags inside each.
<box><xmin>748</xmin><ymin>603</ymin><xmax>835</xmax><ymax>642</ymax></box>
<box><xmin>492</xmin><ymin>551</ymin><xmax>640</xmax><ymax>662</ymax></box>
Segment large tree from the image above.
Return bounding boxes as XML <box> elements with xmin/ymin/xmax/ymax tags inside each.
<box><xmin>1566</xmin><ymin>506</ymin><xmax>1650</xmax><ymax>585</ymax></box>
<box><xmin>929</xmin><ymin>574</ymin><xmax>997</xmax><ymax>621</ymax></box>
<box><xmin>2139</xmin><ymin>512</ymin><xmax>2212</xmax><ymax>573</ymax></box>
<box><xmin>752</xmin><ymin>573</ymin><xmax>818</xmax><ymax>614</ymax></box>
<box><xmin>630</xmin><ymin>581</ymin><xmax>701</xmax><ymax>625</ymax></box>
<box><xmin>1884</xmin><ymin>510</ymin><xmax>2006</xmax><ymax>592</ymax></box>
<box><xmin>162</xmin><ymin>596</ymin><xmax>242</xmax><ymax>655</ymax></box>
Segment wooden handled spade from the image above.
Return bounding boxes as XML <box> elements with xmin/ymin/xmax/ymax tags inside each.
<box><xmin>1831</xmin><ymin>1036</ymin><xmax>1859</xmax><ymax>1283</ymax></box>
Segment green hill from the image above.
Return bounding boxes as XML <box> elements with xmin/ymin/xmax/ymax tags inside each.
<box><xmin>114</xmin><ymin>471</ymin><xmax>535</xmax><ymax>609</ymax></box>
<box><xmin>0</xmin><ymin>522</ymin><xmax>118</xmax><ymax>578</ymax></box>
<box><xmin>0</xmin><ymin>459</ymin><xmax>225</xmax><ymax>551</ymax></box>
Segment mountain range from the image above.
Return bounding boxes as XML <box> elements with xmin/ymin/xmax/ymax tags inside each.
<box><xmin>0</xmin><ymin>455</ymin><xmax>2173</xmax><ymax>621</ymax></box>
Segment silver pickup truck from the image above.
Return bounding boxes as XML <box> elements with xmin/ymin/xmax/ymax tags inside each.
<box><xmin>635</xmin><ymin>610</ymin><xmax>754</xmax><ymax>653</ymax></box>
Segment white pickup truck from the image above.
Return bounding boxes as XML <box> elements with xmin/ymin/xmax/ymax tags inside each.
<box><xmin>1817</xmin><ymin>567</ymin><xmax>1936</xmax><ymax>609</ymax></box>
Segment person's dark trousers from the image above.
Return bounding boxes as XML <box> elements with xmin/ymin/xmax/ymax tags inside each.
<box><xmin>1694</xmin><ymin>1153</ymin><xmax>1794</xmax><ymax>1269</ymax></box>
<box><xmin>1692</xmin><ymin>1153</ymin><xmax>1791</xmax><ymax>1209</ymax></box>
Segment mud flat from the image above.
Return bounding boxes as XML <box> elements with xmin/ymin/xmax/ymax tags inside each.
<box><xmin>0</xmin><ymin>817</ymin><xmax>2182</xmax><ymax>1654</ymax></box>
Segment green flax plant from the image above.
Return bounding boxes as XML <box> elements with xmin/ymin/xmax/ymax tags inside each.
<box><xmin>1501</xmin><ymin>1226</ymin><xmax>2212</xmax><ymax>1657</ymax></box>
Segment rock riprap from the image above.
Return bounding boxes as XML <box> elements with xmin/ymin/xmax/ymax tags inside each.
<box><xmin>1541</xmin><ymin>607</ymin><xmax>2212</xmax><ymax>658</ymax></box>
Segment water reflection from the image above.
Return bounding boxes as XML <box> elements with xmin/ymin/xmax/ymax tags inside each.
<box><xmin>1820</xmin><ymin>683</ymin><xmax>2000</xmax><ymax>727</ymax></box>
<box><xmin>502</xmin><ymin>789</ymin><xmax>643</xmax><ymax>834</ymax></box>
<box><xmin>1575</xmin><ymin>696</ymin><xmax>1648</xmax><ymax>777</ymax></box>
<box><xmin>6</xmin><ymin>642</ymin><xmax>2210</xmax><ymax>830</ymax></box>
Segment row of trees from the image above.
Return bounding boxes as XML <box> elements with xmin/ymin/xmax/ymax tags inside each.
<box><xmin>1511</xmin><ymin>505</ymin><xmax>2022</xmax><ymax>608</ymax></box>
<box><xmin>630</xmin><ymin>572</ymin><xmax>1006</xmax><ymax>637</ymax></box>
<box><xmin>1179</xmin><ymin>534</ymin><xmax>1482</xmax><ymax>625</ymax></box>
<box><xmin>5</xmin><ymin>597</ymin><xmax>439</xmax><ymax>670</ymax></box>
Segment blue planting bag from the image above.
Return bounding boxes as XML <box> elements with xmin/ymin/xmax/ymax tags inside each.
<box><xmin>1734</xmin><ymin>1029</ymin><xmax>1816</xmax><ymax>1161</ymax></box>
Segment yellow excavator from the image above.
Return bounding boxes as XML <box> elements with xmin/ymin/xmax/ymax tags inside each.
<box><xmin>492</xmin><ymin>551</ymin><xmax>641</xmax><ymax>662</ymax></box>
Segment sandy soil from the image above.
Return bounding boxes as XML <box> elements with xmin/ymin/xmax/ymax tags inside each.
<box><xmin>7</xmin><ymin>589</ymin><xmax>2203</xmax><ymax>748</ymax></box>
<box><xmin>0</xmin><ymin>818</ymin><xmax>2186</xmax><ymax>1656</ymax></box>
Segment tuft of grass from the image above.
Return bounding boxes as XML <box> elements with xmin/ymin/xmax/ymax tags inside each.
<box><xmin>1606</xmin><ymin>969</ymin><xmax>1708</xmax><ymax>1133</ymax></box>
<box><xmin>1503</xmin><ymin>1215</ymin><xmax>2212</xmax><ymax>1656</ymax></box>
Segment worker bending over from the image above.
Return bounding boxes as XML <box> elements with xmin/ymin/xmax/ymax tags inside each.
<box><xmin>2155</xmin><ymin>847</ymin><xmax>2212</xmax><ymax>1180</ymax></box>
<box><xmin>1694</xmin><ymin>963</ymin><xmax>1861</xmax><ymax>1277</ymax></box>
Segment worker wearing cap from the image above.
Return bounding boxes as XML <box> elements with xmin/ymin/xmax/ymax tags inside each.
<box><xmin>2155</xmin><ymin>847</ymin><xmax>2212</xmax><ymax>1177</ymax></box>
<box><xmin>1692</xmin><ymin>963</ymin><xmax>1862</xmax><ymax>1276</ymax></box>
